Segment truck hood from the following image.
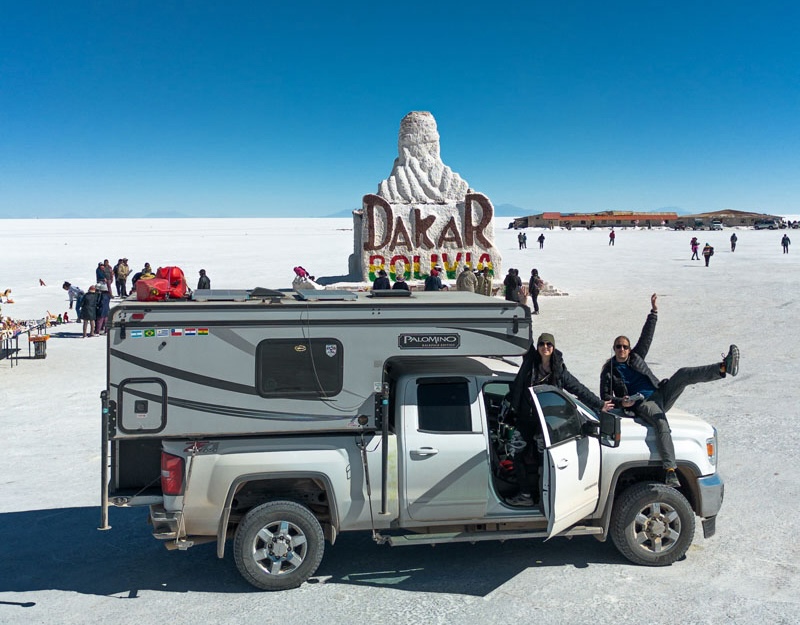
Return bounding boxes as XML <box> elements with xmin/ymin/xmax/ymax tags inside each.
<box><xmin>618</xmin><ymin>408</ymin><xmax>717</xmax><ymax>475</ymax></box>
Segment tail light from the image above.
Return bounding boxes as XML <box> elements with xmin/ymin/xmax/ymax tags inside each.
<box><xmin>161</xmin><ymin>452</ymin><xmax>185</xmax><ymax>495</ymax></box>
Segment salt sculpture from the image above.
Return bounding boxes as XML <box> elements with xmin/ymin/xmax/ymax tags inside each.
<box><xmin>350</xmin><ymin>111</ymin><xmax>502</xmax><ymax>283</ymax></box>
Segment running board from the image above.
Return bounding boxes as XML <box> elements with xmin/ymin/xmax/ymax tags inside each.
<box><xmin>379</xmin><ymin>525</ymin><xmax>602</xmax><ymax>547</ymax></box>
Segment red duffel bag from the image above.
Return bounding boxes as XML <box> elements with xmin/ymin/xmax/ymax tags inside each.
<box><xmin>136</xmin><ymin>278</ymin><xmax>171</xmax><ymax>301</ymax></box>
<box><xmin>156</xmin><ymin>266</ymin><xmax>188</xmax><ymax>299</ymax></box>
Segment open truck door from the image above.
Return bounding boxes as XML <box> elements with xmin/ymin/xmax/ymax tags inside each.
<box><xmin>529</xmin><ymin>387</ymin><xmax>601</xmax><ymax>538</ymax></box>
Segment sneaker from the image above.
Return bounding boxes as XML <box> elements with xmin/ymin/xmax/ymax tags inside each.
<box><xmin>723</xmin><ymin>344</ymin><xmax>739</xmax><ymax>377</ymax></box>
<box><xmin>665</xmin><ymin>469</ymin><xmax>681</xmax><ymax>488</ymax></box>
<box><xmin>506</xmin><ymin>492</ymin><xmax>535</xmax><ymax>507</ymax></box>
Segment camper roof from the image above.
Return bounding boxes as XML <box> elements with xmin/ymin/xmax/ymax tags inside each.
<box><xmin>123</xmin><ymin>289</ymin><xmax>523</xmax><ymax>309</ymax></box>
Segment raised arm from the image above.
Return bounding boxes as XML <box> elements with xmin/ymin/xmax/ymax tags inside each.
<box><xmin>631</xmin><ymin>293</ymin><xmax>658</xmax><ymax>358</ymax></box>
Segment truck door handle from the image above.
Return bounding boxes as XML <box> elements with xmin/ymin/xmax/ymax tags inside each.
<box><xmin>556</xmin><ymin>458</ymin><xmax>569</xmax><ymax>469</ymax></box>
<box><xmin>411</xmin><ymin>447</ymin><xmax>439</xmax><ymax>457</ymax></box>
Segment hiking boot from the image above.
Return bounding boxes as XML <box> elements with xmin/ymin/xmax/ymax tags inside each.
<box><xmin>665</xmin><ymin>469</ymin><xmax>681</xmax><ymax>488</ymax></box>
<box><xmin>506</xmin><ymin>492</ymin><xmax>535</xmax><ymax>507</ymax></box>
<box><xmin>723</xmin><ymin>344</ymin><xmax>739</xmax><ymax>377</ymax></box>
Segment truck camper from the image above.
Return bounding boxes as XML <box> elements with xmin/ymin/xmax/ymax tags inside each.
<box><xmin>100</xmin><ymin>288</ymin><xmax>723</xmax><ymax>591</ymax></box>
<box><xmin>102</xmin><ymin>289</ymin><xmax>530</xmax><ymax>505</ymax></box>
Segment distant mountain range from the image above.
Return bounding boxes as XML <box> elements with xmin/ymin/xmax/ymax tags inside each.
<box><xmin>323</xmin><ymin>203</ymin><xmax>530</xmax><ymax>218</ymax></box>
<box><xmin>322</xmin><ymin>204</ymin><xmax>693</xmax><ymax>218</ymax></box>
<box><xmin>0</xmin><ymin>205</ymin><xmax>709</xmax><ymax>219</ymax></box>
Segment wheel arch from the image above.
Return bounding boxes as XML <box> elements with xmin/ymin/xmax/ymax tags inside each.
<box><xmin>596</xmin><ymin>460</ymin><xmax>703</xmax><ymax>540</ymax></box>
<box><xmin>215</xmin><ymin>471</ymin><xmax>340</xmax><ymax>558</ymax></box>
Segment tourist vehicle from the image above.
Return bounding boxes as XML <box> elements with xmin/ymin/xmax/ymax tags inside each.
<box><xmin>99</xmin><ymin>289</ymin><xmax>724</xmax><ymax>590</ymax></box>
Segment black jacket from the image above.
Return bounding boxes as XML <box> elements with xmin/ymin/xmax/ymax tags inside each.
<box><xmin>510</xmin><ymin>344</ymin><xmax>606</xmax><ymax>414</ymax></box>
<box><xmin>80</xmin><ymin>292</ymin><xmax>99</xmax><ymax>321</ymax></box>
<box><xmin>372</xmin><ymin>276</ymin><xmax>391</xmax><ymax>290</ymax></box>
<box><xmin>503</xmin><ymin>273</ymin><xmax>518</xmax><ymax>301</ymax></box>
<box><xmin>599</xmin><ymin>310</ymin><xmax>662</xmax><ymax>405</ymax></box>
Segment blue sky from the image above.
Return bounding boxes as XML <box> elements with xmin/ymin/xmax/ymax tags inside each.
<box><xmin>2</xmin><ymin>1</ymin><xmax>799</xmax><ymax>218</ymax></box>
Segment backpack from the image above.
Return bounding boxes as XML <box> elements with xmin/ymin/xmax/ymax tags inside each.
<box><xmin>136</xmin><ymin>266</ymin><xmax>187</xmax><ymax>301</ymax></box>
<box><xmin>156</xmin><ymin>266</ymin><xmax>188</xmax><ymax>299</ymax></box>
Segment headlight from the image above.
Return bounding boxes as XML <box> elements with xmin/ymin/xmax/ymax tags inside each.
<box><xmin>706</xmin><ymin>427</ymin><xmax>718</xmax><ymax>466</ymax></box>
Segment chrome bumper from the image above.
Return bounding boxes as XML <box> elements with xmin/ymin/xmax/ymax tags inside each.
<box><xmin>697</xmin><ymin>473</ymin><xmax>724</xmax><ymax>518</ymax></box>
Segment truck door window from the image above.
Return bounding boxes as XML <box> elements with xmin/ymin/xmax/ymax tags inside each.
<box><xmin>417</xmin><ymin>380</ymin><xmax>472</xmax><ymax>433</ymax></box>
<box><xmin>256</xmin><ymin>338</ymin><xmax>344</xmax><ymax>398</ymax></box>
<box><xmin>535</xmin><ymin>390</ymin><xmax>583</xmax><ymax>445</ymax></box>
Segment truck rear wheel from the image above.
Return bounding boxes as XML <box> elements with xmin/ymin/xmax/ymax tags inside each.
<box><xmin>610</xmin><ymin>482</ymin><xmax>695</xmax><ymax>566</ymax></box>
<box><xmin>233</xmin><ymin>500</ymin><xmax>325</xmax><ymax>590</ymax></box>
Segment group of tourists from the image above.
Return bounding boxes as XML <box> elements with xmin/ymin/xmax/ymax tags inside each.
<box><xmin>370</xmin><ymin>265</ymin><xmax>495</xmax><ymax>296</ymax></box>
<box><xmin>503</xmin><ymin>293</ymin><xmax>740</xmax><ymax>507</ymax></box>
<box><xmin>61</xmin><ymin>259</ymin><xmax>212</xmax><ymax>338</ymax></box>
<box><xmin>62</xmin><ymin>280</ymin><xmax>111</xmax><ymax>338</ymax></box>
<box><xmin>691</xmin><ymin>233</ymin><xmax>791</xmax><ymax>265</ymax></box>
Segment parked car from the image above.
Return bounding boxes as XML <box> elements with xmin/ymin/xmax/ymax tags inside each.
<box><xmin>754</xmin><ymin>219</ymin><xmax>779</xmax><ymax>230</ymax></box>
<box><xmin>710</xmin><ymin>221</ymin><xmax>723</xmax><ymax>231</ymax></box>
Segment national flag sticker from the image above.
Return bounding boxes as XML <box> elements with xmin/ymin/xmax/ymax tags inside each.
<box><xmin>156</xmin><ymin>328</ymin><xmax>170</xmax><ymax>337</ymax></box>
<box><xmin>131</xmin><ymin>329</ymin><xmax>143</xmax><ymax>338</ymax></box>
<box><xmin>198</xmin><ymin>328</ymin><xmax>209</xmax><ymax>336</ymax></box>
<box><xmin>171</xmin><ymin>328</ymin><xmax>183</xmax><ymax>337</ymax></box>
<box><xmin>144</xmin><ymin>328</ymin><xmax>156</xmax><ymax>338</ymax></box>
<box><xmin>184</xmin><ymin>328</ymin><xmax>197</xmax><ymax>336</ymax></box>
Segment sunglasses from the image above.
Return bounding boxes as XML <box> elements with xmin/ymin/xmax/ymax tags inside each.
<box><xmin>614</xmin><ymin>344</ymin><xmax>631</xmax><ymax>350</ymax></box>
<box><xmin>538</xmin><ymin>342</ymin><xmax>554</xmax><ymax>348</ymax></box>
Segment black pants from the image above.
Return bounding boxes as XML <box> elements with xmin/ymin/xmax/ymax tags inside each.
<box><xmin>512</xmin><ymin>447</ymin><xmax>540</xmax><ymax>501</ymax></box>
<box><xmin>634</xmin><ymin>363</ymin><xmax>722</xmax><ymax>469</ymax></box>
<box><xmin>512</xmin><ymin>410</ymin><xmax>542</xmax><ymax>499</ymax></box>
<box><xmin>116</xmin><ymin>279</ymin><xmax>127</xmax><ymax>297</ymax></box>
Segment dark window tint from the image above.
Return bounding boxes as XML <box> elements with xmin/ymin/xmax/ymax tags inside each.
<box><xmin>417</xmin><ymin>380</ymin><xmax>472</xmax><ymax>432</ymax></box>
<box><xmin>535</xmin><ymin>390</ymin><xmax>583</xmax><ymax>445</ymax></box>
<box><xmin>256</xmin><ymin>338</ymin><xmax>343</xmax><ymax>398</ymax></box>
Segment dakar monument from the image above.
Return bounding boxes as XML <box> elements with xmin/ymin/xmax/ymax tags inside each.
<box><xmin>349</xmin><ymin>111</ymin><xmax>502</xmax><ymax>283</ymax></box>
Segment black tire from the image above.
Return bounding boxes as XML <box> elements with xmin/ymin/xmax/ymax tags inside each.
<box><xmin>233</xmin><ymin>500</ymin><xmax>325</xmax><ymax>591</ymax></box>
<box><xmin>610</xmin><ymin>482</ymin><xmax>695</xmax><ymax>566</ymax></box>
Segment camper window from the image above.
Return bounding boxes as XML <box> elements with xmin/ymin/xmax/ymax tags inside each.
<box><xmin>417</xmin><ymin>380</ymin><xmax>472</xmax><ymax>432</ymax></box>
<box><xmin>256</xmin><ymin>338</ymin><xmax>344</xmax><ymax>398</ymax></box>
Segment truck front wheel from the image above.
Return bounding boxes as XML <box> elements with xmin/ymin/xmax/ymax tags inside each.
<box><xmin>610</xmin><ymin>482</ymin><xmax>695</xmax><ymax>566</ymax></box>
<box><xmin>233</xmin><ymin>500</ymin><xmax>325</xmax><ymax>590</ymax></box>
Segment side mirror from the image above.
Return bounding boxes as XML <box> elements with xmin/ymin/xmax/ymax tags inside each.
<box><xmin>599</xmin><ymin>411</ymin><xmax>622</xmax><ymax>448</ymax></box>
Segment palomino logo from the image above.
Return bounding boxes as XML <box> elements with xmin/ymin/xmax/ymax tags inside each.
<box><xmin>398</xmin><ymin>333</ymin><xmax>461</xmax><ymax>349</ymax></box>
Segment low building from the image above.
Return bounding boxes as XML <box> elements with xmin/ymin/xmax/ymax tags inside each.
<box><xmin>514</xmin><ymin>210</ymin><xmax>679</xmax><ymax>229</ymax></box>
<box><xmin>513</xmin><ymin>209</ymin><xmax>785</xmax><ymax>230</ymax></box>
<box><xmin>679</xmin><ymin>209</ymin><xmax>782</xmax><ymax>228</ymax></box>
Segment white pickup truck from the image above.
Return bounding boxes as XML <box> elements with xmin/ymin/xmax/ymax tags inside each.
<box><xmin>150</xmin><ymin>356</ymin><xmax>722</xmax><ymax>590</ymax></box>
<box><xmin>100</xmin><ymin>290</ymin><xmax>723</xmax><ymax>591</ymax></box>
